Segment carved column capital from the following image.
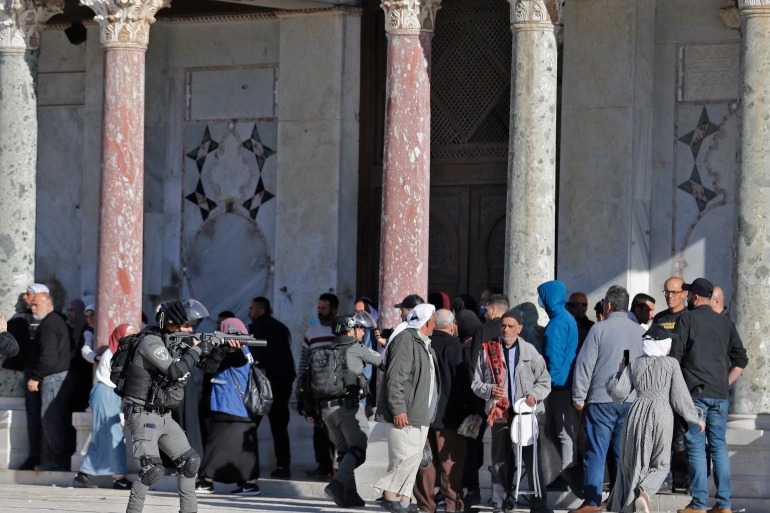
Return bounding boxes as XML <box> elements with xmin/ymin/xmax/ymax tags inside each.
<box><xmin>80</xmin><ymin>0</ymin><xmax>169</xmax><ymax>48</ymax></box>
<box><xmin>380</xmin><ymin>0</ymin><xmax>441</xmax><ymax>33</ymax></box>
<box><xmin>0</xmin><ymin>0</ymin><xmax>64</xmax><ymax>51</ymax></box>
<box><xmin>739</xmin><ymin>0</ymin><xmax>770</xmax><ymax>9</ymax></box>
<box><xmin>508</xmin><ymin>0</ymin><xmax>559</xmax><ymax>25</ymax></box>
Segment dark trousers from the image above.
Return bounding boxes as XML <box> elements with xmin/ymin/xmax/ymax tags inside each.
<box><xmin>462</xmin><ymin>422</ymin><xmax>487</xmax><ymax>492</ymax></box>
<box><xmin>414</xmin><ymin>428</ymin><xmax>467</xmax><ymax>513</ymax></box>
<box><xmin>313</xmin><ymin>425</ymin><xmax>335</xmax><ymax>473</ymax></box>
<box><xmin>23</xmin><ymin>368</ymin><xmax>42</xmax><ymax>463</ymax></box>
<box><xmin>255</xmin><ymin>382</ymin><xmax>292</xmax><ymax>468</ymax></box>
<box><xmin>491</xmin><ymin>419</ymin><xmax>548</xmax><ymax>508</ymax></box>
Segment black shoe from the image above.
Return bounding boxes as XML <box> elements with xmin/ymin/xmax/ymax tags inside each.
<box><xmin>464</xmin><ymin>489</ymin><xmax>481</xmax><ymax>506</ymax></box>
<box><xmin>305</xmin><ymin>466</ymin><xmax>333</xmax><ymax>479</ymax></box>
<box><xmin>195</xmin><ymin>479</ymin><xmax>215</xmax><ymax>494</ymax></box>
<box><xmin>18</xmin><ymin>458</ymin><xmax>39</xmax><ymax>470</ymax></box>
<box><xmin>112</xmin><ymin>477</ymin><xmax>132</xmax><ymax>490</ymax></box>
<box><xmin>381</xmin><ymin>499</ymin><xmax>409</xmax><ymax>513</ymax></box>
<box><xmin>342</xmin><ymin>490</ymin><xmax>366</xmax><ymax>508</ymax></box>
<box><xmin>325</xmin><ymin>480</ymin><xmax>345</xmax><ymax>506</ymax></box>
<box><xmin>73</xmin><ymin>472</ymin><xmax>98</xmax><ymax>488</ymax></box>
<box><xmin>231</xmin><ymin>483</ymin><xmax>261</xmax><ymax>496</ymax></box>
<box><xmin>501</xmin><ymin>495</ymin><xmax>516</xmax><ymax>512</ymax></box>
<box><xmin>270</xmin><ymin>466</ymin><xmax>291</xmax><ymax>479</ymax></box>
<box><xmin>35</xmin><ymin>462</ymin><xmax>68</xmax><ymax>472</ymax></box>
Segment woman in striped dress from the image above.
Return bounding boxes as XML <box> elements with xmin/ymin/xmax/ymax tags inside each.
<box><xmin>606</xmin><ymin>324</ymin><xmax>704</xmax><ymax>513</ymax></box>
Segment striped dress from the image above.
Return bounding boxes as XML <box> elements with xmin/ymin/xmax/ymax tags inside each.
<box><xmin>606</xmin><ymin>355</ymin><xmax>702</xmax><ymax>512</ymax></box>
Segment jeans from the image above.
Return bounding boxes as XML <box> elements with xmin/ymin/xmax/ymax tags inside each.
<box><xmin>684</xmin><ymin>398</ymin><xmax>731</xmax><ymax>509</ymax></box>
<box><xmin>583</xmin><ymin>402</ymin><xmax>631</xmax><ymax>505</ymax></box>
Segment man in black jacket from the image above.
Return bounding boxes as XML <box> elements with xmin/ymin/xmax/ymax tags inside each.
<box><xmin>673</xmin><ymin>278</ymin><xmax>748</xmax><ymax>513</ymax></box>
<box><xmin>0</xmin><ymin>316</ymin><xmax>20</xmax><ymax>357</ymax></box>
<box><xmin>27</xmin><ymin>292</ymin><xmax>72</xmax><ymax>471</ymax></box>
<box><xmin>248</xmin><ymin>296</ymin><xmax>296</xmax><ymax>478</ymax></box>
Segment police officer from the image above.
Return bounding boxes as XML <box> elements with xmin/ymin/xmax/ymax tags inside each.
<box><xmin>124</xmin><ymin>299</ymin><xmax>238</xmax><ymax>513</ymax></box>
<box><xmin>321</xmin><ymin>311</ymin><xmax>382</xmax><ymax>508</ymax></box>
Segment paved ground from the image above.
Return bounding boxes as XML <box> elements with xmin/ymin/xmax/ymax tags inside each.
<box><xmin>1</xmin><ymin>482</ymin><xmax>520</xmax><ymax>513</ymax></box>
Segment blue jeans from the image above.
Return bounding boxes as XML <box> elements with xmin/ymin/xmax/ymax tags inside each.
<box><xmin>684</xmin><ymin>398</ymin><xmax>731</xmax><ymax>509</ymax></box>
<box><xmin>583</xmin><ymin>402</ymin><xmax>631</xmax><ymax>505</ymax></box>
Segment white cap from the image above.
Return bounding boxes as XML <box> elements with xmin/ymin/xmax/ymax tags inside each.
<box><xmin>26</xmin><ymin>283</ymin><xmax>49</xmax><ymax>294</ymax></box>
<box><xmin>85</xmin><ymin>304</ymin><xmax>96</xmax><ymax>313</ymax></box>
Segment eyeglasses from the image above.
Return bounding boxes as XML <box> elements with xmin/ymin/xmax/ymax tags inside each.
<box><xmin>663</xmin><ymin>290</ymin><xmax>684</xmax><ymax>296</ymax></box>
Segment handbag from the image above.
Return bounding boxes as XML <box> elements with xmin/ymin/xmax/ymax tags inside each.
<box><xmin>229</xmin><ymin>364</ymin><xmax>273</xmax><ymax>419</ymax></box>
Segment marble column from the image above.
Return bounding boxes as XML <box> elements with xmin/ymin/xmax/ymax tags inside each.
<box><xmin>504</xmin><ymin>0</ymin><xmax>558</xmax><ymax>308</ymax></box>
<box><xmin>377</xmin><ymin>0</ymin><xmax>441</xmax><ymax>329</ymax></box>
<box><xmin>80</xmin><ymin>0</ymin><xmax>168</xmax><ymax>346</ymax></box>
<box><xmin>0</xmin><ymin>0</ymin><xmax>62</xmax><ymax>317</ymax></box>
<box><xmin>732</xmin><ymin>0</ymin><xmax>770</xmax><ymax>421</ymax></box>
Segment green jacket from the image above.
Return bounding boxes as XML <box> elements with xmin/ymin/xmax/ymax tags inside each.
<box><xmin>375</xmin><ymin>327</ymin><xmax>440</xmax><ymax>427</ymax></box>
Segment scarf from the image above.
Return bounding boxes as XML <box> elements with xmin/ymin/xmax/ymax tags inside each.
<box><xmin>109</xmin><ymin>323</ymin><xmax>134</xmax><ymax>354</ymax></box>
<box><xmin>483</xmin><ymin>339</ymin><xmax>509</xmax><ymax>426</ymax></box>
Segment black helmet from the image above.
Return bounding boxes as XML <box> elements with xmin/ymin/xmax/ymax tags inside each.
<box><xmin>332</xmin><ymin>311</ymin><xmax>376</xmax><ymax>336</ymax></box>
<box><xmin>156</xmin><ymin>298</ymin><xmax>208</xmax><ymax>329</ymax></box>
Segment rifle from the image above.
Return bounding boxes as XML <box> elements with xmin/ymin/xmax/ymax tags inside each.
<box><xmin>165</xmin><ymin>329</ymin><xmax>267</xmax><ymax>348</ymax></box>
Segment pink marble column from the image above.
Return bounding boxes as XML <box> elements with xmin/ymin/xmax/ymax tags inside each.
<box><xmin>378</xmin><ymin>0</ymin><xmax>441</xmax><ymax>329</ymax></box>
<box><xmin>81</xmin><ymin>0</ymin><xmax>168</xmax><ymax>346</ymax></box>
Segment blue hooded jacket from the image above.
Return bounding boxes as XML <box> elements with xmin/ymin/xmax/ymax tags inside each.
<box><xmin>537</xmin><ymin>280</ymin><xmax>579</xmax><ymax>388</ymax></box>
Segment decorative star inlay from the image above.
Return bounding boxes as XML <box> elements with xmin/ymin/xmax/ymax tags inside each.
<box><xmin>242</xmin><ymin>123</ymin><xmax>275</xmax><ymax>171</ymax></box>
<box><xmin>678</xmin><ymin>106</ymin><xmax>720</xmax><ymax>159</ymax></box>
<box><xmin>186</xmin><ymin>126</ymin><xmax>219</xmax><ymax>172</ymax></box>
<box><xmin>243</xmin><ymin>176</ymin><xmax>275</xmax><ymax>220</ymax></box>
<box><xmin>185</xmin><ymin>179</ymin><xmax>218</xmax><ymax>221</ymax></box>
<box><xmin>678</xmin><ymin>165</ymin><xmax>717</xmax><ymax>213</ymax></box>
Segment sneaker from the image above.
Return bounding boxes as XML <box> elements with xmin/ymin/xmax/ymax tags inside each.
<box><xmin>324</xmin><ymin>480</ymin><xmax>345</xmax><ymax>506</ymax></box>
<box><xmin>270</xmin><ymin>466</ymin><xmax>291</xmax><ymax>479</ymax></box>
<box><xmin>195</xmin><ymin>480</ymin><xmax>215</xmax><ymax>494</ymax></box>
<box><xmin>112</xmin><ymin>477</ymin><xmax>132</xmax><ymax>490</ymax></box>
<box><xmin>436</xmin><ymin>490</ymin><xmax>446</xmax><ymax>506</ymax></box>
<box><xmin>708</xmin><ymin>507</ymin><xmax>732</xmax><ymax>513</ymax></box>
<box><xmin>73</xmin><ymin>472</ymin><xmax>98</xmax><ymax>489</ymax></box>
<box><xmin>231</xmin><ymin>483</ymin><xmax>261</xmax><ymax>496</ymax></box>
<box><xmin>381</xmin><ymin>499</ymin><xmax>409</xmax><ymax>513</ymax></box>
<box><xmin>634</xmin><ymin>491</ymin><xmax>650</xmax><ymax>513</ymax></box>
<box><xmin>677</xmin><ymin>505</ymin><xmax>707</xmax><ymax>513</ymax></box>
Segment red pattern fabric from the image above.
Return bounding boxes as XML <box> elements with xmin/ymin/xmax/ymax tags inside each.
<box><xmin>483</xmin><ymin>340</ymin><xmax>509</xmax><ymax>426</ymax></box>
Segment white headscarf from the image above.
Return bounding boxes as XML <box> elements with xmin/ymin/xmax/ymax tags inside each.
<box><xmin>642</xmin><ymin>336</ymin><xmax>672</xmax><ymax>357</ymax></box>
<box><xmin>406</xmin><ymin>303</ymin><xmax>436</xmax><ymax>329</ymax></box>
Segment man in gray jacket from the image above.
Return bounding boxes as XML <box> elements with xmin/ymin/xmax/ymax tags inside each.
<box><xmin>471</xmin><ymin>309</ymin><xmax>552</xmax><ymax>513</ymax></box>
<box><xmin>374</xmin><ymin>303</ymin><xmax>439</xmax><ymax>513</ymax></box>
<box><xmin>570</xmin><ymin>285</ymin><xmax>645</xmax><ymax>513</ymax></box>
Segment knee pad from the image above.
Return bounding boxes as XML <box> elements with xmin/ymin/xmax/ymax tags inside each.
<box><xmin>174</xmin><ymin>448</ymin><xmax>201</xmax><ymax>478</ymax></box>
<box><xmin>350</xmin><ymin>445</ymin><xmax>366</xmax><ymax>468</ymax></box>
<box><xmin>138</xmin><ymin>456</ymin><xmax>164</xmax><ymax>486</ymax></box>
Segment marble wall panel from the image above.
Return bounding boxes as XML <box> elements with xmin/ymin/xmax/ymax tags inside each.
<box><xmin>181</xmin><ymin>119</ymin><xmax>277</xmax><ymax>325</ymax></box>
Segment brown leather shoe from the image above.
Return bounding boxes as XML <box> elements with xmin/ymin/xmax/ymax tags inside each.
<box><xmin>708</xmin><ymin>506</ymin><xmax>732</xmax><ymax>513</ymax></box>
<box><xmin>568</xmin><ymin>503</ymin><xmax>603</xmax><ymax>513</ymax></box>
<box><xmin>677</xmin><ymin>506</ymin><xmax>707</xmax><ymax>513</ymax></box>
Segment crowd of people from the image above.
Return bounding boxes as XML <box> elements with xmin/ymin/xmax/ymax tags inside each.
<box><xmin>0</xmin><ymin>276</ymin><xmax>747</xmax><ymax>513</ymax></box>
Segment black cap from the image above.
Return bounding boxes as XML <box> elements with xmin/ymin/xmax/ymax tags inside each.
<box><xmin>501</xmin><ymin>308</ymin><xmax>525</xmax><ymax>325</ymax></box>
<box><xmin>643</xmin><ymin>323</ymin><xmax>671</xmax><ymax>341</ymax></box>
<box><xmin>683</xmin><ymin>277</ymin><xmax>714</xmax><ymax>298</ymax></box>
<box><xmin>394</xmin><ymin>294</ymin><xmax>424</xmax><ymax>310</ymax></box>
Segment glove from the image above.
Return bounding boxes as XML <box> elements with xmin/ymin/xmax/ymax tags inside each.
<box><xmin>198</xmin><ymin>337</ymin><xmax>213</xmax><ymax>357</ymax></box>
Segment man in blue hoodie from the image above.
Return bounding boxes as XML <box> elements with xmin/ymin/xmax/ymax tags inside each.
<box><xmin>537</xmin><ymin>280</ymin><xmax>579</xmax><ymax>490</ymax></box>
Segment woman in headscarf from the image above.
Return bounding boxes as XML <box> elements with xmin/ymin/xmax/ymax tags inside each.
<box><xmin>74</xmin><ymin>323</ymin><xmax>134</xmax><ymax>490</ymax></box>
<box><xmin>195</xmin><ymin>317</ymin><xmax>261</xmax><ymax>496</ymax></box>
<box><xmin>605</xmin><ymin>325</ymin><xmax>705</xmax><ymax>513</ymax></box>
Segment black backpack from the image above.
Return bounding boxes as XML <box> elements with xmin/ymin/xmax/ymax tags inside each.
<box><xmin>308</xmin><ymin>344</ymin><xmax>353</xmax><ymax>400</ymax></box>
<box><xmin>110</xmin><ymin>332</ymin><xmax>144</xmax><ymax>397</ymax></box>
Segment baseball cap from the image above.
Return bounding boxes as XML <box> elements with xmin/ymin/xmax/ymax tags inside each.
<box><xmin>26</xmin><ymin>283</ymin><xmax>49</xmax><ymax>294</ymax></box>
<box><xmin>394</xmin><ymin>294</ymin><xmax>424</xmax><ymax>310</ymax></box>
<box><xmin>683</xmin><ymin>278</ymin><xmax>714</xmax><ymax>298</ymax></box>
